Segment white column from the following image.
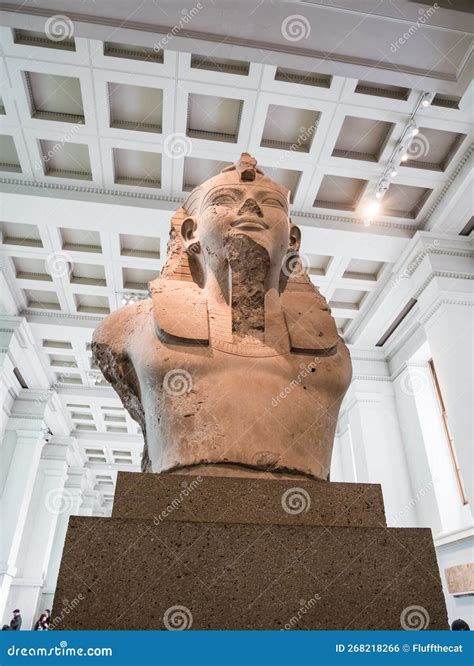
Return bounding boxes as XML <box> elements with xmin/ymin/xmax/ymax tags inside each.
<box><xmin>5</xmin><ymin>437</ymin><xmax>72</xmax><ymax>629</ymax></box>
<box><xmin>41</xmin><ymin>467</ymin><xmax>91</xmax><ymax>614</ymax></box>
<box><xmin>0</xmin><ymin>425</ymin><xmax>46</xmax><ymax>621</ymax></box>
<box><xmin>344</xmin><ymin>379</ymin><xmax>417</xmax><ymax>526</ymax></box>
<box><xmin>422</xmin><ymin>301</ymin><xmax>473</xmax><ymax>512</ymax></box>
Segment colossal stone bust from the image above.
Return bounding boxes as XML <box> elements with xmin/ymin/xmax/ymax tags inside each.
<box><xmin>92</xmin><ymin>154</ymin><xmax>352</xmax><ymax>479</ymax></box>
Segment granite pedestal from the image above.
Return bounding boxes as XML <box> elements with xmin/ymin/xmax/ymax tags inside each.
<box><xmin>52</xmin><ymin>472</ymin><xmax>448</xmax><ymax>630</ymax></box>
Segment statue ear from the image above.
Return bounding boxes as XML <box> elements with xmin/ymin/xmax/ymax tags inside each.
<box><xmin>180</xmin><ymin>217</ymin><xmax>200</xmax><ymax>255</ymax></box>
<box><xmin>289</xmin><ymin>223</ymin><xmax>301</xmax><ymax>252</ymax></box>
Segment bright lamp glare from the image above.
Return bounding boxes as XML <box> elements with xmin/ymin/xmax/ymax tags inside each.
<box><xmin>401</xmin><ymin>153</ymin><xmax>408</xmax><ymax>162</ymax></box>
<box><xmin>366</xmin><ymin>201</ymin><xmax>380</xmax><ymax>217</ymax></box>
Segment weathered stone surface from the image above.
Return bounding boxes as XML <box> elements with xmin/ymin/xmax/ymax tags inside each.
<box><xmin>92</xmin><ymin>153</ymin><xmax>352</xmax><ymax>478</ymax></box>
<box><xmin>52</xmin><ymin>516</ymin><xmax>448</xmax><ymax>630</ymax></box>
<box><xmin>112</xmin><ymin>471</ymin><xmax>387</xmax><ymax>528</ymax></box>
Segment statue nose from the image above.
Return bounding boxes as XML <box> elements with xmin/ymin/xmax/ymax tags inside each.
<box><xmin>237</xmin><ymin>198</ymin><xmax>263</xmax><ymax>218</ymax></box>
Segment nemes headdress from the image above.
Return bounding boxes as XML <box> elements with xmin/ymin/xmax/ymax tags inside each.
<box><xmin>183</xmin><ymin>153</ymin><xmax>291</xmax><ymax>217</ymax></box>
<box><xmin>149</xmin><ymin>153</ymin><xmax>339</xmax><ymax>355</ymax></box>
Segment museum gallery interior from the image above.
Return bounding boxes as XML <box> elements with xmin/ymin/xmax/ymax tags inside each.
<box><xmin>0</xmin><ymin>0</ymin><xmax>472</xmax><ymax>632</ymax></box>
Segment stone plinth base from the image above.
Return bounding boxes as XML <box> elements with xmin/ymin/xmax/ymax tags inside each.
<box><xmin>52</xmin><ymin>472</ymin><xmax>448</xmax><ymax>630</ymax></box>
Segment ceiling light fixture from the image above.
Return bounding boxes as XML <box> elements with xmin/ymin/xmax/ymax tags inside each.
<box><xmin>421</xmin><ymin>91</ymin><xmax>435</xmax><ymax>107</ymax></box>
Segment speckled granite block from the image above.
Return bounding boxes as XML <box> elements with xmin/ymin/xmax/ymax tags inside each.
<box><xmin>111</xmin><ymin>471</ymin><xmax>387</xmax><ymax>528</ymax></box>
<box><xmin>52</xmin><ymin>518</ymin><xmax>448</xmax><ymax>630</ymax></box>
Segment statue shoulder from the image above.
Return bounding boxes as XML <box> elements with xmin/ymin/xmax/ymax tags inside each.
<box><xmin>92</xmin><ymin>299</ymin><xmax>151</xmax><ymax>356</ymax></box>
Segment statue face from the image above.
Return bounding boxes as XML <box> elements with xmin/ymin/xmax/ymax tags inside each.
<box><xmin>182</xmin><ymin>184</ymin><xmax>298</xmax><ymax>267</ymax></box>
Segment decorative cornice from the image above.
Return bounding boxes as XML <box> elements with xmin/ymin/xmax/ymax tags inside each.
<box><xmin>0</xmin><ymin>176</ymin><xmax>183</xmax><ymax>203</ymax></box>
<box><xmin>420</xmin><ymin>298</ymin><xmax>474</xmax><ymax>327</ymax></box>
<box><xmin>414</xmin><ymin>270</ymin><xmax>474</xmax><ymax>300</ymax></box>
<box><xmin>419</xmin><ymin>144</ymin><xmax>474</xmax><ymax>229</ymax></box>
<box><xmin>0</xmin><ymin>177</ymin><xmax>417</xmax><ymax>232</ymax></box>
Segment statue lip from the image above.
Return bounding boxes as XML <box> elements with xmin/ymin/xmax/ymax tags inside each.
<box><xmin>231</xmin><ymin>217</ymin><xmax>269</xmax><ymax>231</ymax></box>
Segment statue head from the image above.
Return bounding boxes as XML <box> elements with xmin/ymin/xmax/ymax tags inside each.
<box><xmin>177</xmin><ymin>154</ymin><xmax>301</xmax><ymax>283</ymax></box>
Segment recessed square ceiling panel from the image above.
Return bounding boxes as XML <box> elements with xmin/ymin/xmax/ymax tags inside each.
<box><xmin>25</xmin><ymin>72</ymin><xmax>84</xmax><ymax>123</ymax></box>
<box><xmin>314</xmin><ymin>175</ymin><xmax>367</xmax><ymax>211</ymax></box>
<box><xmin>260</xmin><ymin>166</ymin><xmax>301</xmax><ymax>203</ymax></box>
<box><xmin>330</xmin><ymin>288</ymin><xmax>367</xmax><ymax>310</ymax></box>
<box><xmin>75</xmin><ymin>294</ymin><xmax>110</xmax><ymax>314</ymax></box>
<box><xmin>343</xmin><ymin>258</ymin><xmax>384</xmax><ymax>280</ymax></box>
<box><xmin>120</xmin><ymin>234</ymin><xmax>160</xmax><ymax>259</ymax></box>
<box><xmin>13</xmin><ymin>256</ymin><xmax>52</xmax><ymax>282</ymax></box>
<box><xmin>108</xmin><ymin>83</ymin><xmax>163</xmax><ymax>133</ymax></box>
<box><xmin>104</xmin><ymin>42</ymin><xmax>163</xmax><ymax>63</ymax></box>
<box><xmin>61</xmin><ymin>227</ymin><xmax>101</xmax><ymax>253</ymax></box>
<box><xmin>122</xmin><ymin>267</ymin><xmax>157</xmax><ymax>290</ymax></box>
<box><xmin>24</xmin><ymin>288</ymin><xmax>61</xmax><ymax>310</ymax></box>
<box><xmin>306</xmin><ymin>253</ymin><xmax>332</xmax><ymax>276</ymax></box>
<box><xmin>70</xmin><ymin>263</ymin><xmax>106</xmax><ymax>287</ymax></box>
<box><xmin>403</xmin><ymin>127</ymin><xmax>466</xmax><ymax>171</ymax></box>
<box><xmin>190</xmin><ymin>55</ymin><xmax>250</xmax><ymax>76</ymax></box>
<box><xmin>0</xmin><ymin>135</ymin><xmax>21</xmax><ymax>172</ymax></box>
<box><xmin>15</xmin><ymin>28</ymin><xmax>76</xmax><ymax>51</ymax></box>
<box><xmin>382</xmin><ymin>184</ymin><xmax>432</xmax><ymax>219</ymax></box>
<box><xmin>0</xmin><ymin>222</ymin><xmax>42</xmax><ymax>247</ymax></box>
<box><xmin>113</xmin><ymin>148</ymin><xmax>161</xmax><ymax>188</ymax></box>
<box><xmin>332</xmin><ymin>116</ymin><xmax>393</xmax><ymax>162</ymax></box>
<box><xmin>186</xmin><ymin>94</ymin><xmax>243</xmax><ymax>143</ymax></box>
<box><xmin>275</xmin><ymin>68</ymin><xmax>331</xmax><ymax>88</ymax></box>
<box><xmin>183</xmin><ymin>157</ymin><xmax>232</xmax><ymax>191</ymax></box>
<box><xmin>40</xmin><ymin>140</ymin><xmax>92</xmax><ymax>180</ymax></box>
<box><xmin>261</xmin><ymin>105</ymin><xmax>319</xmax><ymax>152</ymax></box>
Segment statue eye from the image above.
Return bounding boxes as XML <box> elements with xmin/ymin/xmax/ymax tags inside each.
<box><xmin>262</xmin><ymin>197</ymin><xmax>284</xmax><ymax>208</ymax></box>
<box><xmin>211</xmin><ymin>194</ymin><xmax>236</xmax><ymax>206</ymax></box>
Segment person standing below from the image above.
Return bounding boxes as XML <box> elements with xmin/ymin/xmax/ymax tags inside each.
<box><xmin>33</xmin><ymin>613</ymin><xmax>49</xmax><ymax>631</ymax></box>
<box><xmin>10</xmin><ymin>609</ymin><xmax>21</xmax><ymax>630</ymax></box>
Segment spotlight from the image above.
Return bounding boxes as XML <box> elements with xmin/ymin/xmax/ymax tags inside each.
<box><xmin>401</xmin><ymin>152</ymin><xmax>408</xmax><ymax>162</ymax></box>
<box><xmin>407</xmin><ymin>122</ymin><xmax>419</xmax><ymax>137</ymax></box>
<box><xmin>365</xmin><ymin>200</ymin><xmax>380</xmax><ymax>218</ymax></box>
<box><xmin>390</xmin><ymin>166</ymin><xmax>398</xmax><ymax>177</ymax></box>
<box><xmin>421</xmin><ymin>91</ymin><xmax>435</xmax><ymax>107</ymax></box>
